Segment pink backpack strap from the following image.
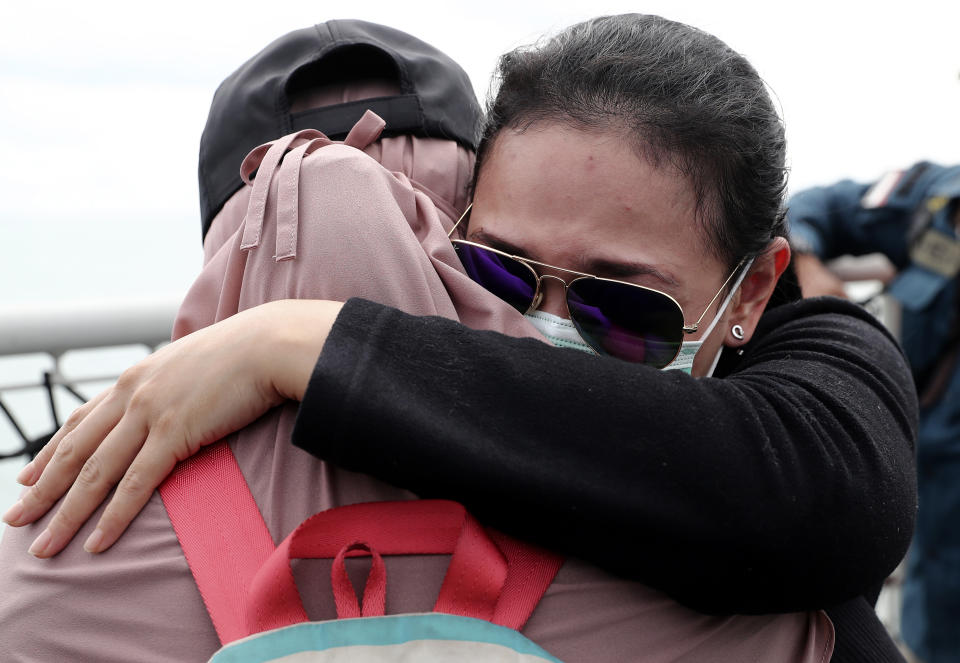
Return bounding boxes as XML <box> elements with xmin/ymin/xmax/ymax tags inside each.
<box><xmin>331</xmin><ymin>542</ymin><xmax>387</xmax><ymax>618</ymax></box>
<box><xmin>490</xmin><ymin>532</ymin><xmax>564</xmax><ymax>631</ymax></box>
<box><xmin>158</xmin><ymin>443</ymin><xmax>275</xmax><ymax>645</ymax></box>
<box><xmin>244</xmin><ymin>500</ymin><xmax>510</xmax><ymax>634</ymax></box>
<box><xmin>161</xmin><ymin>443</ymin><xmax>563</xmax><ymax>645</ymax></box>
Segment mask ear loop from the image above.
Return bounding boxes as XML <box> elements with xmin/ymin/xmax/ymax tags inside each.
<box><xmin>702</xmin><ymin>257</ymin><xmax>755</xmax><ymax>377</ymax></box>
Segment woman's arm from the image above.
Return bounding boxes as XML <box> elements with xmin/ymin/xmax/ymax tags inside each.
<box><xmin>4</xmin><ymin>300</ymin><xmax>342</xmax><ymax>557</ymax></box>
<box><xmin>8</xmin><ymin>293</ymin><xmax>916</xmax><ymax>617</ymax></box>
<box><xmin>292</xmin><ymin>296</ymin><xmax>918</xmax><ymax>614</ymax></box>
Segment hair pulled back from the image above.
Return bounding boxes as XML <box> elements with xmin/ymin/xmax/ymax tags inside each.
<box><xmin>475</xmin><ymin>14</ymin><xmax>789</xmax><ymax>272</ymax></box>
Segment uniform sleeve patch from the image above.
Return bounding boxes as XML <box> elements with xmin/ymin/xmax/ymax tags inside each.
<box><xmin>910</xmin><ymin>228</ymin><xmax>960</xmax><ymax>278</ymax></box>
<box><xmin>861</xmin><ymin>170</ymin><xmax>904</xmax><ymax>209</ymax></box>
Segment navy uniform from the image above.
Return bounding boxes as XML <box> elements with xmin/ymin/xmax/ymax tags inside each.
<box><xmin>789</xmin><ymin>162</ymin><xmax>960</xmax><ymax>663</ymax></box>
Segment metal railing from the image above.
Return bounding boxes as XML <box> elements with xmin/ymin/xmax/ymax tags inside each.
<box><xmin>0</xmin><ymin>296</ymin><xmax>180</xmax><ymax>460</ymax></box>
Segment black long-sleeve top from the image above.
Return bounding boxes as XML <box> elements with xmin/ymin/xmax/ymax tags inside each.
<box><xmin>292</xmin><ymin>295</ymin><xmax>918</xmax><ymax>657</ymax></box>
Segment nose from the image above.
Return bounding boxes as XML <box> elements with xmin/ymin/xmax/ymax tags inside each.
<box><xmin>535</xmin><ymin>274</ymin><xmax>569</xmax><ymax>318</ymax></box>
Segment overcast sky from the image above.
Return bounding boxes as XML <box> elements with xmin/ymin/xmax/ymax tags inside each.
<box><xmin>2</xmin><ymin>0</ymin><xmax>958</xmax><ymax>307</ymax></box>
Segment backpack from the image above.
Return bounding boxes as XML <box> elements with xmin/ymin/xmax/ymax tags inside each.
<box><xmin>159</xmin><ymin>443</ymin><xmax>565</xmax><ymax>662</ymax></box>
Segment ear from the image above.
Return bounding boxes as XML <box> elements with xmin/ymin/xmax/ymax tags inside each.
<box><xmin>724</xmin><ymin>237</ymin><xmax>791</xmax><ymax>347</ymax></box>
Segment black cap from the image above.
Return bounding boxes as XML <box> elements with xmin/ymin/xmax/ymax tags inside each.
<box><xmin>198</xmin><ymin>19</ymin><xmax>482</xmax><ymax>240</ymax></box>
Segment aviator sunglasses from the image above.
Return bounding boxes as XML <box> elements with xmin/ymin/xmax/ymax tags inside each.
<box><xmin>449</xmin><ymin>204</ymin><xmax>747</xmax><ymax>368</ymax></box>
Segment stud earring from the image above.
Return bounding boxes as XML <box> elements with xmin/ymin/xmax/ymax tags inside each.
<box><xmin>731</xmin><ymin>324</ymin><xmax>745</xmax><ymax>340</ymax></box>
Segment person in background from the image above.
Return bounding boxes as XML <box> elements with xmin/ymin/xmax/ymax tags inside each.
<box><xmin>788</xmin><ymin>162</ymin><xmax>960</xmax><ymax>663</ymax></box>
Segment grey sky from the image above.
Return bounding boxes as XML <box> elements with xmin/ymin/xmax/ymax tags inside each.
<box><xmin>2</xmin><ymin>0</ymin><xmax>958</xmax><ymax>306</ymax></box>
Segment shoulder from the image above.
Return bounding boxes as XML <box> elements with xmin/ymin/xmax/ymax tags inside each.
<box><xmin>293</xmin><ymin>142</ymin><xmax>421</xmax><ymax>217</ymax></box>
<box><xmin>853</xmin><ymin>162</ymin><xmax>960</xmax><ymax>213</ymax></box>
<box><xmin>867</xmin><ymin>162</ymin><xmax>960</xmax><ymax>209</ymax></box>
<box><xmin>786</xmin><ymin>178</ymin><xmax>869</xmax><ymax>219</ymax></box>
<box><xmin>787</xmin><ymin>162</ymin><xmax>960</xmax><ymax>215</ymax></box>
<box><xmin>727</xmin><ymin>297</ymin><xmax>913</xmax><ymax>395</ymax></box>
<box><xmin>300</xmin><ymin>143</ymin><xmax>396</xmax><ymax>182</ymax></box>
<box><xmin>753</xmin><ymin>296</ymin><xmax>894</xmax><ymax>344</ymax></box>
<box><xmin>724</xmin><ymin>296</ymin><xmax>918</xmax><ymax>459</ymax></box>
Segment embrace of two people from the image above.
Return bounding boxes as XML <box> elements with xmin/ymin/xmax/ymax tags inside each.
<box><xmin>0</xmin><ymin>14</ymin><xmax>917</xmax><ymax>663</ymax></box>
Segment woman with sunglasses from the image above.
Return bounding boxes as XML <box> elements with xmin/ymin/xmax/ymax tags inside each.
<box><xmin>5</xmin><ymin>14</ymin><xmax>916</xmax><ymax>663</ymax></box>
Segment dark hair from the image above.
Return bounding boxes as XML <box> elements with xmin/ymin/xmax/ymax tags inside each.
<box><xmin>474</xmin><ymin>14</ymin><xmax>789</xmax><ymax>273</ymax></box>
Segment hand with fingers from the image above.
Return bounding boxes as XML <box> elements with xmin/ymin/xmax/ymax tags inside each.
<box><xmin>1</xmin><ymin>299</ymin><xmax>341</xmax><ymax>557</ymax></box>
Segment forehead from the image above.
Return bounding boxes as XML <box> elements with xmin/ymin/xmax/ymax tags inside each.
<box><xmin>471</xmin><ymin>124</ymin><xmax>719</xmax><ymax>282</ymax></box>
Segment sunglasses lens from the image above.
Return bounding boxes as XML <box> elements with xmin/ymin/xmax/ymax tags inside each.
<box><xmin>454</xmin><ymin>243</ymin><xmax>538</xmax><ymax>313</ymax></box>
<box><xmin>567</xmin><ymin>279</ymin><xmax>685</xmax><ymax>368</ymax></box>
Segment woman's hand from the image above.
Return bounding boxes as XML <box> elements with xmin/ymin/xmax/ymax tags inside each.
<box><xmin>2</xmin><ymin>299</ymin><xmax>343</xmax><ymax>557</ymax></box>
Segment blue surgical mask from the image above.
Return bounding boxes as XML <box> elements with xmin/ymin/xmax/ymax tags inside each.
<box><xmin>524</xmin><ymin>310</ymin><xmax>596</xmax><ymax>353</ymax></box>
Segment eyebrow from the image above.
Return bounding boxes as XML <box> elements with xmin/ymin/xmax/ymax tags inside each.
<box><xmin>470</xmin><ymin>229</ymin><xmax>681</xmax><ymax>288</ymax></box>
